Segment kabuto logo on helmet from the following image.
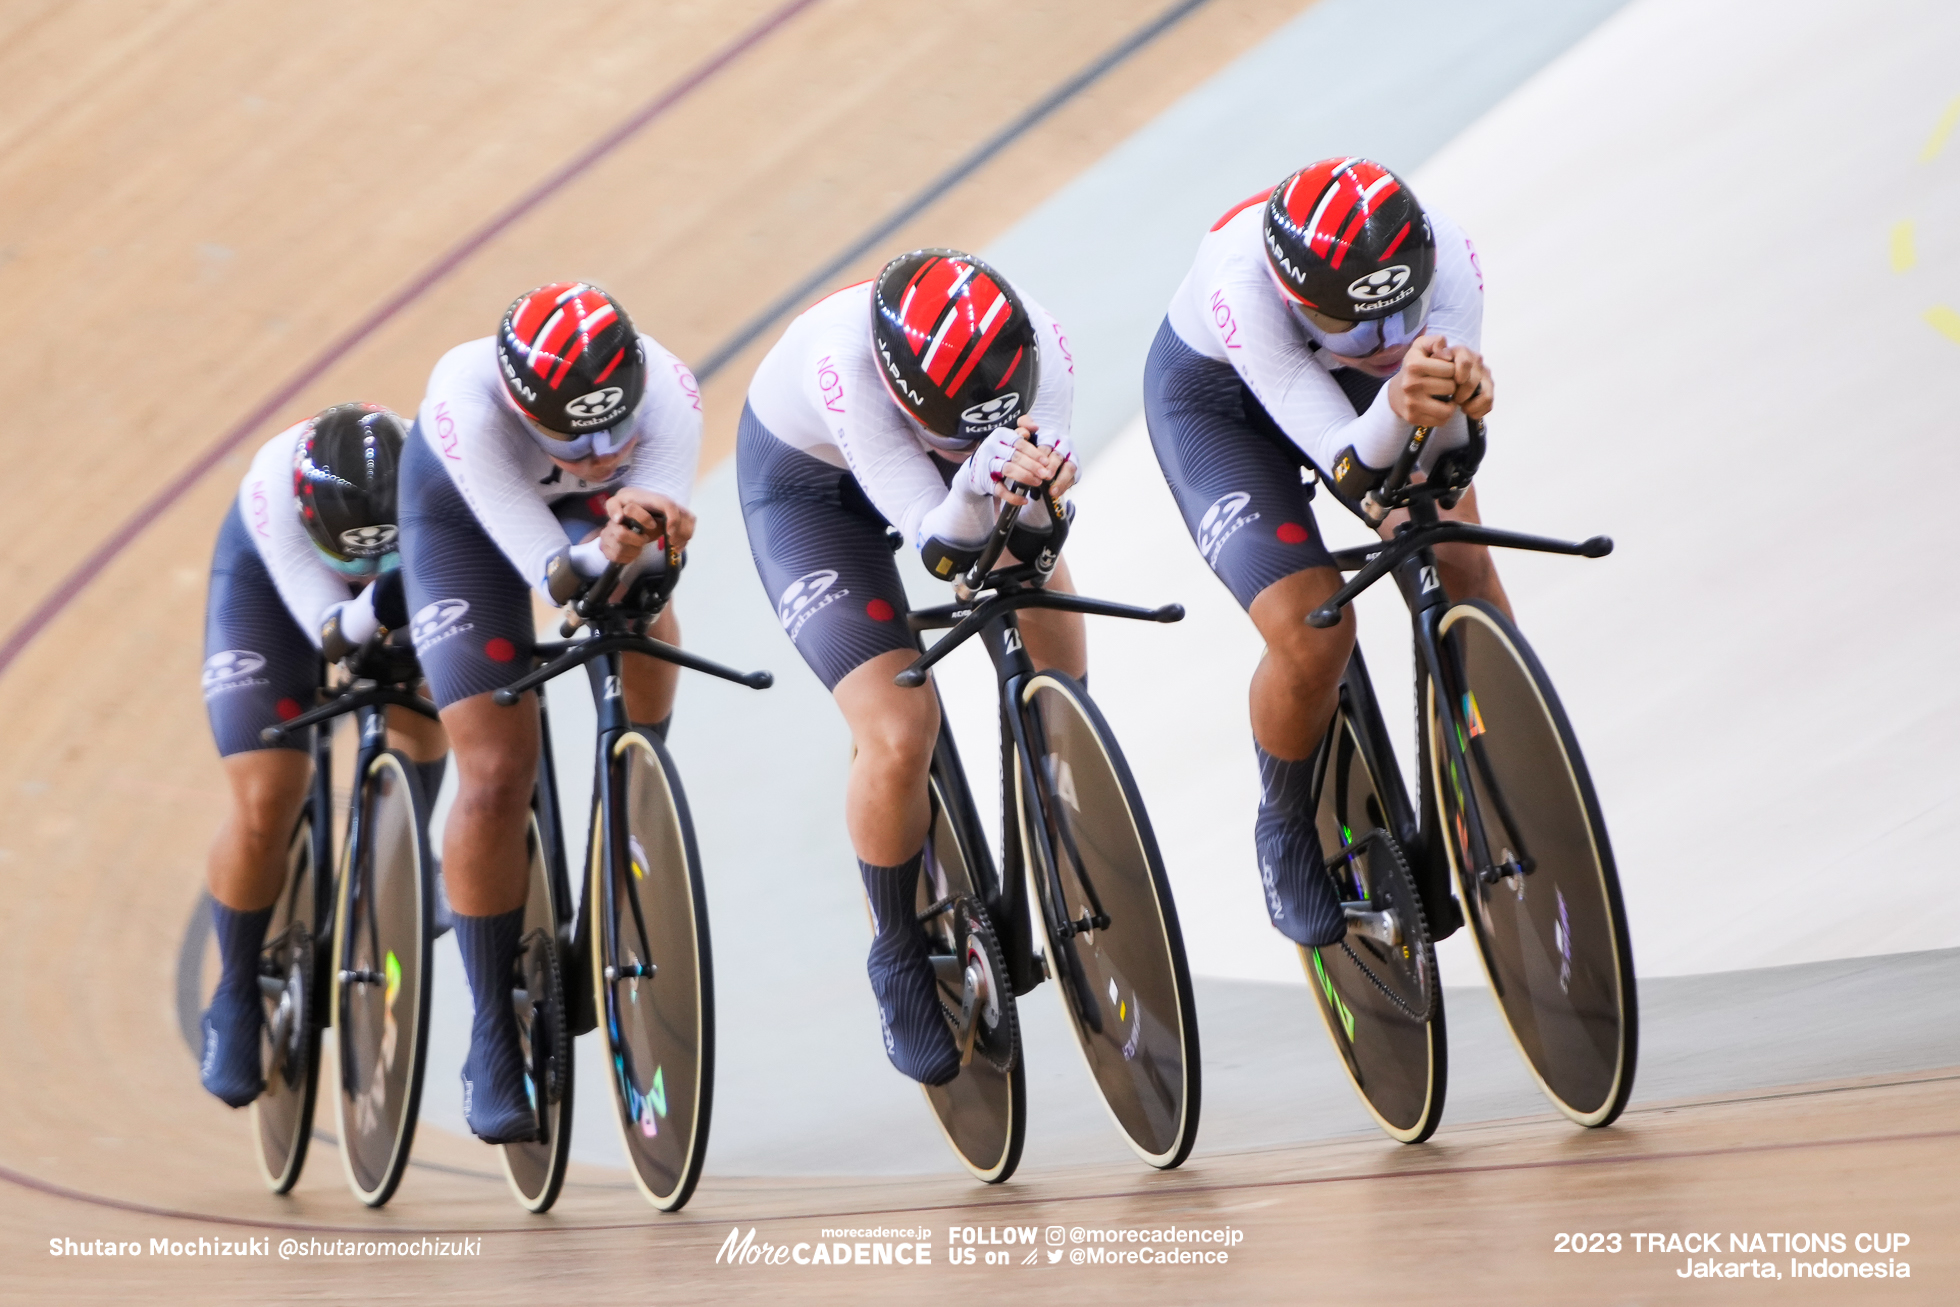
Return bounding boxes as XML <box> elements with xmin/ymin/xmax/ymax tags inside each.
<box><xmin>870</xmin><ymin>249</ymin><xmax>1040</xmax><ymax>442</ymax></box>
<box><xmin>564</xmin><ymin>387</ymin><xmax>626</xmax><ymax>425</ymax></box>
<box><xmin>958</xmin><ymin>392</ymin><xmax>1022</xmax><ymax>430</ymax></box>
<box><xmin>1348</xmin><ymin>265</ymin><xmax>1412</xmax><ymax>303</ymax></box>
<box><xmin>338</xmin><ymin>523</ymin><xmax>397</xmax><ymax>556</ymax></box>
<box><xmin>294</xmin><ymin>402</ymin><xmax>405</xmax><ymax>574</ymax></box>
<box><xmin>498</xmin><ymin>283</ymin><xmax>646</xmax><ymax>435</ymax></box>
<box><xmin>1264</xmin><ymin>157</ymin><xmax>1436</xmax><ymax>321</ymax></box>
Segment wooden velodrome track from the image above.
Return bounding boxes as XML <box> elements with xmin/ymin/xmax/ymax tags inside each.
<box><xmin>1</xmin><ymin>1</ymin><xmax>1954</xmax><ymax>1301</ymax></box>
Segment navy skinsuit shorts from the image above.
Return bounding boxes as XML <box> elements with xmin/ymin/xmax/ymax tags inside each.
<box><xmin>1143</xmin><ymin>318</ymin><xmax>1383</xmax><ymax>611</ymax></box>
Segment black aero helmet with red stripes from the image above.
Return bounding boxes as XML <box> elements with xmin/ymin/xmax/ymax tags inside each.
<box><xmin>497</xmin><ymin>282</ymin><xmax>646</xmax><ymax>436</ymax></box>
<box><xmin>870</xmin><ymin>249</ymin><xmax>1040</xmax><ymax>443</ymax></box>
<box><xmin>1264</xmin><ymin>157</ymin><xmax>1435</xmax><ymax>320</ymax></box>
<box><xmin>294</xmin><ymin>402</ymin><xmax>406</xmax><ymax>578</ymax></box>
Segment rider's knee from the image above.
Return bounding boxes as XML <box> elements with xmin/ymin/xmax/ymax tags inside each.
<box><xmin>1263</xmin><ymin>611</ymin><xmax>1355</xmax><ymax>686</ymax></box>
<box><xmin>855</xmin><ymin>700</ymin><xmax>938</xmax><ymax>777</ymax></box>
<box><xmin>451</xmin><ymin>739</ymin><xmax>536</xmax><ymax>816</ymax></box>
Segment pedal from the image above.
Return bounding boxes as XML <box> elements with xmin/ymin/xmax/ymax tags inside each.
<box><xmin>339</xmin><ymin>968</ymin><xmax>385</xmax><ymax>986</ymax></box>
<box><xmin>604</xmin><ymin>962</ymin><xmax>656</xmax><ymax>981</ymax></box>
<box><xmin>1342</xmin><ymin>901</ymin><xmax>1402</xmax><ymax>947</ymax></box>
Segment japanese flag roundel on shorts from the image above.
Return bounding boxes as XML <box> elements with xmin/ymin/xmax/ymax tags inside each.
<box><xmin>869</xmin><ymin>249</ymin><xmax>1041</xmax><ymax>444</ymax></box>
<box><xmin>497</xmin><ymin>282</ymin><xmax>647</xmax><ymax>451</ymax></box>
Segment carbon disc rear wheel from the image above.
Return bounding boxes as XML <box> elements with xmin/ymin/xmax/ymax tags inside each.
<box><xmin>1307</xmin><ymin>705</ymin><xmax>1446</xmax><ymax>1144</ymax></box>
<box><xmin>1427</xmin><ymin>601</ymin><xmax>1636</xmax><ymax>1127</ymax></box>
<box><xmin>252</xmin><ymin>808</ymin><xmax>323</xmax><ymax>1193</ymax></box>
<box><xmin>500</xmin><ymin>816</ymin><xmax>573</xmax><ymax>1213</ymax></box>
<box><xmin>918</xmin><ymin>763</ymin><xmax>1026</xmax><ymax>1184</ymax></box>
<box><xmin>331</xmin><ymin>751</ymin><xmax>433</xmax><ymax>1208</ymax></box>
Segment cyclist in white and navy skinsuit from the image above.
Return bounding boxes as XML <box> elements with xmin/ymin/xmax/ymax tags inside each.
<box><xmin>397</xmin><ymin>282</ymin><xmax>702</xmax><ymax>1144</ymax></box>
<box><xmin>738</xmin><ymin>250</ymin><xmax>1079</xmax><ymax>1086</ymax></box>
<box><xmin>198</xmin><ymin>403</ymin><xmax>447</xmax><ymax>1109</ymax></box>
<box><xmin>1144</xmin><ymin>158</ymin><xmax>1507</xmax><ymax>950</ymax></box>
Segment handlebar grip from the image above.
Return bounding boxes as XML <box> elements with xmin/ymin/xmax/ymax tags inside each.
<box><xmin>259</xmin><ymin>725</ymin><xmax>287</xmax><ymax>745</ymax></box>
<box><xmin>492</xmin><ymin>688</ymin><xmax>520</xmax><ymax>707</ymax></box>
<box><xmin>1307</xmin><ymin>604</ymin><xmax>1342</xmax><ymax>629</ymax></box>
<box><xmin>894</xmin><ymin>667</ymin><xmax>928</xmax><ymax>689</ymax></box>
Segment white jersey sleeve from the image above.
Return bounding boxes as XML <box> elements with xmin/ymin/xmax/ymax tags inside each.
<box><xmin>417</xmin><ymin>334</ymin><xmax>702</xmax><ymax>597</ymax></box>
<box><xmin>621</xmin><ymin>337</ymin><xmax>703</xmax><ymax>506</ymax></box>
<box><xmin>746</xmin><ymin>283</ymin><xmax>1076</xmax><ymax>551</ymax></box>
<box><xmin>238</xmin><ymin>423</ymin><xmax>356</xmax><ymax>647</ymax></box>
<box><xmin>1168</xmin><ymin>205</ymin><xmax>1485</xmax><ymax>475</ymax></box>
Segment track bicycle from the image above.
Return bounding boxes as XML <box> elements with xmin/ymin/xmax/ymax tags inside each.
<box><xmin>257</xmin><ymin>639</ymin><xmax>441</xmax><ymax>1206</ymax></box>
<box><xmin>487</xmin><ymin>528</ymin><xmax>772</xmax><ymax>1213</ymax></box>
<box><xmin>1298</xmin><ymin>417</ymin><xmax>1637</xmax><ymax>1142</ymax></box>
<box><xmin>891</xmin><ymin>483</ymin><xmax>1200</xmax><ymax>1181</ymax></box>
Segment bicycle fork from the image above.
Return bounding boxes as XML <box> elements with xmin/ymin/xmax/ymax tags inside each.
<box><xmin>589</xmin><ymin>650</ymin><xmax>658</xmax><ymax>988</ymax></box>
<box><xmin>1395</xmin><ymin>549</ymin><xmax>1524</xmax><ymax>892</ymax></box>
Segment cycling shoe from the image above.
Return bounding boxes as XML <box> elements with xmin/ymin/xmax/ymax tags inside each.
<box><xmin>199</xmin><ymin>994</ymin><xmax>264</xmax><ymax>1108</ymax></box>
<box><xmin>867</xmin><ymin>936</ymin><xmax>960</xmax><ymax>1086</ymax></box>
<box><xmin>1254</xmin><ymin>814</ymin><xmax>1347</xmax><ymax>947</ymax></box>
<box><xmin>460</xmin><ymin>1020</ymin><xmax>537</xmax><ymax>1144</ymax></box>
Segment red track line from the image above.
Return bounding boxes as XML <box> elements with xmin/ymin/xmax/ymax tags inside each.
<box><xmin>6</xmin><ymin>1126</ymin><xmax>1952</xmax><ymax>1240</ymax></box>
<box><xmin>0</xmin><ymin>0</ymin><xmax>823</xmax><ymax>681</ymax></box>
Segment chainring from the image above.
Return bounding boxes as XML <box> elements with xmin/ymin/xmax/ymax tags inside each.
<box><xmin>1333</xmin><ymin>829</ymin><xmax>1438</xmax><ymax>1023</ymax></box>
<box><xmin>516</xmin><ymin>928</ymin><xmax>568</xmax><ymax>1106</ymax></box>
<box><xmin>939</xmin><ymin>895</ymin><xmax>1019</xmax><ymax>1075</ymax></box>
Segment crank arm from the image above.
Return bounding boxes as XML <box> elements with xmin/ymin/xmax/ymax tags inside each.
<box><xmin>1341</xmin><ymin>901</ymin><xmax>1403</xmax><ymax>948</ymax></box>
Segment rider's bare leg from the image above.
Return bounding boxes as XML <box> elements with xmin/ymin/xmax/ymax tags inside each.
<box><xmin>202</xmin><ymin>747</ymin><xmax>313</xmax><ymax>1104</ymax></box>
<box><xmin>1247</xmin><ymin>566</ymin><xmax>1355</xmax><ymax>761</ymax></box>
<box><xmin>207</xmin><ymin>749</ymin><xmax>313</xmax><ymax>912</ymax></box>
<box><xmin>437</xmin><ymin>692</ymin><xmax>538</xmax><ymax>917</ymax></box>
<box><xmin>833</xmin><ymin>645</ymin><xmax>960</xmax><ymax>1085</ymax></box>
<box><xmin>834</xmin><ymin>650</ymin><xmax>940</xmax><ymax>866</ymax></box>
<box><xmin>1244</xmin><ymin>565</ymin><xmax>1354</xmax><ymax>946</ymax></box>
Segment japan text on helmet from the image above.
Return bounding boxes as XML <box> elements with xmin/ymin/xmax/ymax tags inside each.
<box><xmin>870</xmin><ymin>249</ymin><xmax>1039</xmax><ymax>444</ymax></box>
<box><xmin>293</xmin><ymin>402</ymin><xmax>406</xmax><ymax>578</ymax></box>
<box><xmin>1263</xmin><ymin>157</ymin><xmax>1435</xmax><ymax>322</ymax></box>
<box><xmin>497</xmin><ymin>282</ymin><xmax>646</xmax><ymax>456</ymax></box>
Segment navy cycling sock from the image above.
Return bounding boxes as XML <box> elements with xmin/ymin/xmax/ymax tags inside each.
<box><xmin>1255</xmin><ymin>742</ymin><xmax>1318</xmax><ymax>822</ymax></box>
<box><xmin>455</xmin><ymin>907</ymin><xmax>535</xmax><ymax>1142</ymax></box>
<box><xmin>1253</xmin><ymin>742</ymin><xmax>1345</xmax><ymax>947</ymax></box>
<box><xmin>860</xmin><ymin>852</ymin><xmax>959</xmax><ymax>1086</ymax></box>
<box><xmin>210</xmin><ymin>900</ymin><xmax>274</xmax><ymax>1003</ymax></box>
<box><xmin>860</xmin><ymin>851</ymin><xmax>925</xmax><ymax>944</ymax></box>
<box><xmin>201</xmin><ymin>901</ymin><xmax>273</xmax><ymax>1107</ymax></box>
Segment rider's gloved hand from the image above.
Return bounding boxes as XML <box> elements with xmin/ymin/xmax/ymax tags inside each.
<box><xmin>956</xmin><ymin>417</ymin><xmax>1076</xmax><ymax>506</ymax></box>
<box><xmin>319</xmin><ymin>571</ymin><xmax>401</xmax><ymax>663</ymax></box>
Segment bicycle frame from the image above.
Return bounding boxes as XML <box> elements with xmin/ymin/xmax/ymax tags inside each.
<box><xmin>1308</xmin><ymin>420</ymin><xmax>1613</xmax><ymax>895</ymax></box>
<box><xmin>899</xmin><ymin>488</ymin><xmax>1182</xmax><ymax>995</ymax></box>
<box><xmin>489</xmin><ymin>561</ymin><xmax>771</xmax><ymax>1006</ymax></box>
